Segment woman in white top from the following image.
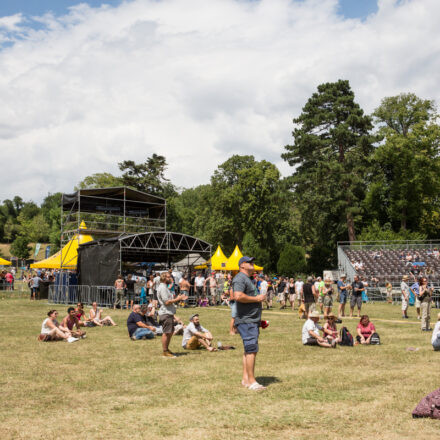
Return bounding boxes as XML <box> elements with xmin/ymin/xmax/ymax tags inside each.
<box><xmin>40</xmin><ymin>310</ymin><xmax>72</xmax><ymax>341</ymax></box>
<box><xmin>89</xmin><ymin>302</ymin><xmax>117</xmax><ymax>326</ymax></box>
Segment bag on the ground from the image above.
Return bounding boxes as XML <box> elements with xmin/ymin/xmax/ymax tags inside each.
<box><xmin>370</xmin><ymin>332</ymin><xmax>381</xmax><ymax>345</ymax></box>
<box><xmin>412</xmin><ymin>387</ymin><xmax>440</xmax><ymax>419</ymax></box>
<box><xmin>339</xmin><ymin>326</ymin><xmax>353</xmax><ymax>346</ymax></box>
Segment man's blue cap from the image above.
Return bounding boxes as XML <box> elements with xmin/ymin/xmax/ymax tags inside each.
<box><xmin>238</xmin><ymin>256</ymin><xmax>255</xmax><ymax>266</ymax></box>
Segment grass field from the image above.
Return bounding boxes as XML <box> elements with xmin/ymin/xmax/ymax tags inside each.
<box><xmin>1</xmin><ymin>291</ymin><xmax>439</xmax><ymax>439</ymax></box>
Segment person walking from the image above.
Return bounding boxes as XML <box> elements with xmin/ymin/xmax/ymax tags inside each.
<box><xmin>157</xmin><ymin>272</ymin><xmax>188</xmax><ymax>357</ymax></box>
<box><xmin>400</xmin><ymin>275</ymin><xmax>410</xmax><ymax>319</ymax></box>
<box><xmin>302</xmin><ymin>277</ymin><xmax>316</xmax><ymax>318</ymax></box>
<box><xmin>232</xmin><ymin>256</ymin><xmax>266</xmax><ymax>391</ymax></box>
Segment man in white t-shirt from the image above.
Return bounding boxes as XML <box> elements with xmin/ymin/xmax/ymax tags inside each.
<box><xmin>295</xmin><ymin>277</ymin><xmax>304</xmax><ymax>307</ymax></box>
<box><xmin>301</xmin><ymin>311</ymin><xmax>334</xmax><ymax>348</ymax></box>
<box><xmin>194</xmin><ymin>272</ymin><xmax>205</xmax><ymax>303</ymax></box>
<box><xmin>182</xmin><ymin>314</ymin><xmax>216</xmax><ymax>351</ymax></box>
<box><xmin>259</xmin><ymin>275</ymin><xmax>268</xmax><ymax>296</ymax></box>
<box><xmin>153</xmin><ymin>272</ymin><xmax>161</xmax><ymax>295</ymax></box>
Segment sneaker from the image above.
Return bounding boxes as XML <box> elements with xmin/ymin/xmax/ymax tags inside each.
<box><xmin>67</xmin><ymin>337</ymin><xmax>79</xmax><ymax>343</ymax></box>
<box><xmin>81</xmin><ymin>334</ymin><xmax>87</xmax><ymax>339</ymax></box>
<box><xmin>131</xmin><ymin>335</ymin><xmax>137</xmax><ymax>341</ymax></box>
<box><xmin>163</xmin><ymin>351</ymin><xmax>176</xmax><ymax>358</ymax></box>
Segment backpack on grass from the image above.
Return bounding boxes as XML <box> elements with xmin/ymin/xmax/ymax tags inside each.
<box><xmin>339</xmin><ymin>326</ymin><xmax>353</xmax><ymax>346</ymax></box>
<box><xmin>370</xmin><ymin>332</ymin><xmax>381</xmax><ymax>345</ymax></box>
<box><xmin>412</xmin><ymin>388</ymin><xmax>440</xmax><ymax>419</ymax></box>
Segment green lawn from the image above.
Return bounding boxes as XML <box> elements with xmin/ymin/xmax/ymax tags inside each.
<box><xmin>0</xmin><ymin>292</ymin><xmax>439</xmax><ymax>439</ymax></box>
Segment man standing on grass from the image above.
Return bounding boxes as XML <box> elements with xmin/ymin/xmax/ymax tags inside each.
<box><xmin>232</xmin><ymin>256</ymin><xmax>267</xmax><ymax>391</ymax></box>
<box><xmin>157</xmin><ymin>272</ymin><xmax>188</xmax><ymax>358</ymax></box>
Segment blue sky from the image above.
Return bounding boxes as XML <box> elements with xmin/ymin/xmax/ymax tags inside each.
<box><xmin>0</xmin><ymin>0</ymin><xmax>379</xmax><ymax>20</ymax></box>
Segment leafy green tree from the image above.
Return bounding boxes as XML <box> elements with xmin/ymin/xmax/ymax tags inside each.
<box><xmin>282</xmin><ymin>80</ymin><xmax>375</xmax><ymax>247</ymax></box>
<box><xmin>242</xmin><ymin>231</ymin><xmax>271</xmax><ymax>271</ymax></box>
<box><xmin>3</xmin><ymin>218</ymin><xmax>18</xmax><ymax>242</ymax></box>
<box><xmin>277</xmin><ymin>244</ymin><xmax>306</xmax><ymax>277</ymax></box>
<box><xmin>118</xmin><ymin>154</ymin><xmax>176</xmax><ymax>198</ymax></box>
<box><xmin>18</xmin><ymin>214</ymin><xmax>50</xmax><ymax>243</ymax></box>
<box><xmin>10</xmin><ymin>236</ymin><xmax>31</xmax><ymax>259</ymax></box>
<box><xmin>76</xmin><ymin>173</ymin><xmax>122</xmax><ymax>189</ymax></box>
<box><xmin>367</xmin><ymin>93</ymin><xmax>440</xmax><ymax>231</ymax></box>
<box><xmin>357</xmin><ymin>220</ymin><xmax>426</xmax><ymax>242</ymax></box>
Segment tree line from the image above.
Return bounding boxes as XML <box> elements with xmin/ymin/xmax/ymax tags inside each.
<box><xmin>1</xmin><ymin>80</ymin><xmax>439</xmax><ymax>274</ymax></box>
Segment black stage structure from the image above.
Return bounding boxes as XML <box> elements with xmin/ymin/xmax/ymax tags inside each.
<box><xmin>78</xmin><ymin>231</ymin><xmax>211</xmax><ymax>286</ymax></box>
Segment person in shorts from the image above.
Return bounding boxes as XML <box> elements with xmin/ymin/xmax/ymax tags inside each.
<box><xmin>322</xmin><ymin>278</ymin><xmax>333</xmax><ymax>318</ymax></box>
<box><xmin>337</xmin><ymin>274</ymin><xmax>348</xmax><ymax>318</ymax></box>
<box><xmin>114</xmin><ymin>274</ymin><xmax>126</xmax><ymax>310</ymax></box>
<box><xmin>410</xmin><ymin>278</ymin><xmax>421</xmax><ymax>319</ymax></box>
<box><xmin>125</xmin><ymin>274</ymin><xmax>136</xmax><ymax>311</ymax></box>
<box><xmin>182</xmin><ymin>314</ymin><xmax>216</xmax><ymax>351</ymax></box>
<box><xmin>350</xmin><ymin>275</ymin><xmax>364</xmax><ymax>318</ymax></box>
<box><xmin>157</xmin><ymin>272</ymin><xmax>188</xmax><ymax>358</ymax></box>
<box><xmin>232</xmin><ymin>256</ymin><xmax>267</xmax><ymax>391</ymax></box>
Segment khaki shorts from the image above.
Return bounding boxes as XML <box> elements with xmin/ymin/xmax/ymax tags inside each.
<box><xmin>415</xmin><ymin>298</ymin><xmax>421</xmax><ymax>308</ymax></box>
<box><xmin>318</xmin><ymin>295</ymin><xmax>324</xmax><ymax>304</ymax></box>
<box><xmin>289</xmin><ymin>294</ymin><xmax>296</xmax><ymax>302</ymax></box>
<box><xmin>185</xmin><ymin>335</ymin><xmax>201</xmax><ymax>350</ymax></box>
<box><xmin>159</xmin><ymin>314</ymin><xmax>174</xmax><ymax>334</ymax></box>
<box><xmin>323</xmin><ymin>295</ymin><xmax>333</xmax><ymax>307</ymax></box>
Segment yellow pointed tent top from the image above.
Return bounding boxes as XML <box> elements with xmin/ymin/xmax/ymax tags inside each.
<box><xmin>225</xmin><ymin>245</ymin><xmax>263</xmax><ymax>272</ymax></box>
<box><xmin>0</xmin><ymin>257</ymin><xmax>11</xmax><ymax>266</ymax></box>
<box><xmin>30</xmin><ymin>221</ymin><xmax>93</xmax><ymax>269</ymax></box>
<box><xmin>211</xmin><ymin>245</ymin><xmax>229</xmax><ymax>270</ymax></box>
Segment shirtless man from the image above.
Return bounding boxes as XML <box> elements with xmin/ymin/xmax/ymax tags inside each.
<box><xmin>179</xmin><ymin>275</ymin><xmax>191</xmax><ymax>307</ymax></box>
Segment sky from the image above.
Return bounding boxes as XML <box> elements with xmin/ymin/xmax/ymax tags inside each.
<box><xmin>0</xmin><ymin>0</ymin><xmax>438</xmax><ymax>203</ymax></box>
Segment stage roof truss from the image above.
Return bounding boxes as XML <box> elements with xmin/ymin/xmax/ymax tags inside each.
<box><xmin>119</xmin><ymin>232</ymin><xmax>211</xmax><ymax>255</ymax></box>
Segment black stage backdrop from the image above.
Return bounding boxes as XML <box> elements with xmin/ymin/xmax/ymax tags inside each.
<box><xmin>78</xmin><ymin>241</ymin><xmax>120</xmax><ymax>286</ymax></box>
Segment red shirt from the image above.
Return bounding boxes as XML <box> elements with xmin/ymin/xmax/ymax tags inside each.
<box><xmin>357</xmin><ymin>322</ymin><xmax>375</xmax><ymax>338</ymax></box>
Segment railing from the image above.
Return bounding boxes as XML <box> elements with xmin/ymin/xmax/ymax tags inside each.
<box><xmin>338</xmin><ymin>240</ymin><xmax>440</xmax><ymax>251</ymax></box>
<box><xmin>48</xmin><ymin>285</ymin><xmax>116</xmax><ymax>307</ymax></box>
<box><xmin>337</xmin><ymin>247</ymin><xmax>357</xmax><ymax>281</ymax></box>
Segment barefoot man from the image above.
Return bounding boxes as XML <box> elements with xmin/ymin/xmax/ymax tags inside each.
<box><xmin>232</xmin><ymin>256</ymin><xmax>267</xmax><ymax>391</ymax></box>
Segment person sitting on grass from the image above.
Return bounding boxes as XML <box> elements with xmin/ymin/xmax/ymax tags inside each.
<box><xmin>323</xmin><ymin>313</ymin><xmax>341</xmax><ymax>345</ymax></box>
<box><xmin>182</xmin><ymin>314</ymin><xmax>217</xmax><ymax>351</ymax></box>
<box><xmin>39</xmin><ymin>310</ymin><xmax>78</xmax><ymax>343</ymax></box>
<box><xmin>431</xmin><ymin>313</ymin><xmax>440</xmax><ymax>351</ymax></box>
<box><xmin>75</xmin><ymin>303</ymin><xmax>94</xmax><ymax>327</ymax></box>
<box><xmin>356</xmin><ymin>315</ymin><xmax>376</xmax><ymax>345</ymax></box>
<box><xmin>302</xmin><ymin>311</ymin><xmax>335</xmax><ymax>348</ymax></box>
<box><xmin>89</xmin><ymin>302</ymin><xmax>117</xmax><ymax>326</ymax></box>
<box><xmin>127</xmin><ymin>304</ymin><xmax>156</xmax><ymax>340</ymax></box>
<box><xmin>61</xmin><ymin>307</ymin><xmax>86</xmax><ymax>339</ymax></box>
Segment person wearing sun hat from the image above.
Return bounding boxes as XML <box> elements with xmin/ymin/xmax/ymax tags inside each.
<box><xmin>232</xmin><ymin>256</ymin><xmax>267</xmax><ymax>390</ymax></box>
<box><xmin>401</xmin><ymin>275</ymin><xmax>410</xmax><ymax>319</ymax></box>
<box><xmin>301</xmin><ymin>311</ymin><xmax>334</xmax><ymax>348</ymax></box>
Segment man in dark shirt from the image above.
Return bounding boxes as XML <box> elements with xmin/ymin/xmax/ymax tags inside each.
<box><xmin>125</xmin><ymin>274</ymin><xmax>136</xmax><ymax>311</ymax></box>
<box><xmin>127</xmin><ymin>305</ymin><xmax>156</xmax><ymax>340</ymax></box>
<box><xmin>232</xmin><ymin>256</ymin><xmax>266</xmax><ymax>391</ymax></box>
<box><xmin>302</xmin><ymin>276</ymin><xmax>317</xmax><ymax>318</ymax></box>
<box><xmin>350</xmin><ymin>275</ymin><xmax>364</xmax><ymax>318</ymax></box>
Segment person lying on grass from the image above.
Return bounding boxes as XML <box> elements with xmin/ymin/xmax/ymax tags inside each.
<box><xmin>61</xmin><ymin>307</ymin><xmax>86</xmax><ymax>339</ymax></box>
<box><xmin>182</xmin><ymin>314</ymin><xmax>216</xmax><ymax>351</ymax></box>
<box><xmin>89</xmin><ymin>302</ymin><xmax>117</xmax><ymax>327</ymax></box>
<box><xmin>39</xmin><ymin>310</ymin><xmax>79</xmax><ymax>343</ymax></box>
<box><xmin>322</xmin><ymin>313</ymin><xmax>341</xmax><ymax>345</ymax></box>
<box><xmin>356</xmin><ymin>315</ymin><xmax>376</xmax><ymax>345</ymax></box>
<box><xmin>302</xmin><ymin>311</ymin><xmax>336</xmax><ymax>348</ymax></box>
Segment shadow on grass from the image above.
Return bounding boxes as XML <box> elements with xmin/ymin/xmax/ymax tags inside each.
<box><xmin>256</xmin><ymin>376</ymin><xmax>281</xmax><ymax>386</ymax></box>
<box><xmin>174</xmin><ymin>352</ymin><xmax>190</xmax><ymax>357</ymax></box>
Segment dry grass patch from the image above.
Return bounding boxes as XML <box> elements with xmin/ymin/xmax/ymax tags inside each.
<box><xmin>0</xmin><ymin>295</ymin><xmax>439</xmax><ymax>439</ymax></box>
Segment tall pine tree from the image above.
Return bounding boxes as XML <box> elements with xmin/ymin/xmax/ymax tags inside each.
<box><xmin>282</xmin><ymin>80</ymin><xmax>374</xmax><ymax>250</ymax></box>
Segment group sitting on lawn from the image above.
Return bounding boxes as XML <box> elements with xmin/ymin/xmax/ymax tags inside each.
<box><xmin>39</xmin><ymin>304</ymin><xmax>117</xmax><ymax>342</ymax></box>
<box><xmin>302</xmin><ymin>311</ymin><xmax>380</xmax><ymax>347</ymax></box>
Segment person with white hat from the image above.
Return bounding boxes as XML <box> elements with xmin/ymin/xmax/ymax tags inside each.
<box><xmin>301</xmin><ymin>311</ymin><xmax>335</xmax><ymax>348</ymax></box>
<box><xmin>401</xmin><ymin>275</ymin><xmax>410</xmax><ymax>319</ymax></box>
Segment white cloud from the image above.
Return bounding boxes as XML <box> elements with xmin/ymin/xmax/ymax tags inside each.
<box><xmin>0</xmin><ymin>0</ymin><xmax>440</xmax><ymax>202</ymax></box>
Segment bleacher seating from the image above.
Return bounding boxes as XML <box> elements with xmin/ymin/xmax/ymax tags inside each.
<box><xmin>342</xmin><ymin>247</ymin><xmax>440</xmax><ymax>284</ymax></box>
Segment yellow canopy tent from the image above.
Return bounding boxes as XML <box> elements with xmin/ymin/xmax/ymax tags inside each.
<box><xmin>225</xmin><ymin>245</ymin><xmax>263</xmax><ymax>271</ymax></box>
<box><xmin>30</xmin><ymin>221</ymin><xmax>93</xmax><ymax>269</ymax></box>
<box><xmin>194</xmin><ymin>245</ymin><xmax>230</xmax><ymax>270</ymax></box>
<box><xmin>0</xmin><ymin>257</ymin><xmax>11</xmax><ymax>266</ymax></box>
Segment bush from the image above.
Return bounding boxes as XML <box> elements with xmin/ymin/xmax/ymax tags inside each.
<box><xmin>277</xmin><ymin>244</ymin><xmax>306</xmax><ymax>277</ymax></box>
